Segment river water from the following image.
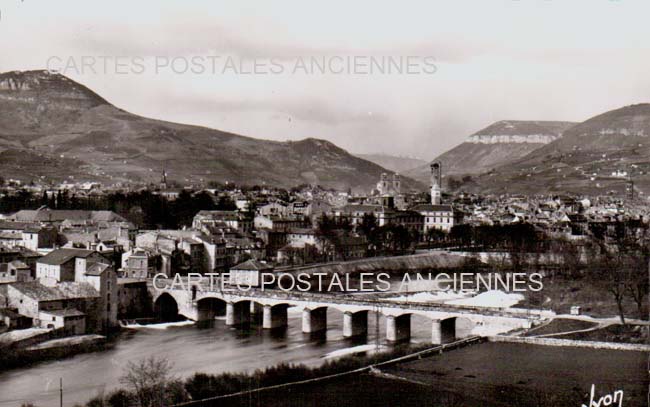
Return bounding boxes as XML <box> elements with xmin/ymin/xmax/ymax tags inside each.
<box><xmin>0</xmin><ymin>308</ymin><xmax>435</xmax><ymax>407</ymax></box>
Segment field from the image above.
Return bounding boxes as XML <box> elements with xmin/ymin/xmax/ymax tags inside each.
<box><xmin>204</xmin><ymin>342</ymin><xmax>648</xmax><ymax>407</ymax></box>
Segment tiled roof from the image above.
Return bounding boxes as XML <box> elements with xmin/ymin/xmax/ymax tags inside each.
<box><xmin>0</xmin><ymin>221</ymin><xmax>38</xmax><ymax>231</ymax></box>
<box><xmin>85</xmin><ymin>262</ymin><xmax>110</xmax><ymax>276</ymax></box>
<box><xmin>10</xmin><ymin>281</ymin><xmax>99</xmax><ymax>301</ymax></box>
<box><xmin>0</xmin><ymin>232</ymin><xmax>21</xmax><ymax>240</ymax></box>
<box><xmin>37</xmin><ymin>248</ymin><xmax>96</xmax><ymax>266</ymax></box>
<box><xmin>9</xmin><ymin>260</ymin><xmax>29</xmax><ymax>269</ymax></box>
<box><xmin>10</xmin><ymin>209</ymin><xmax>128</xmax><ymax>223</ymax></box>
<box><xmin>338</xmin><ymin>204</ymin><xmax>395</xmax><ymax>214</ymax></box>
<box><xmin>41</xmin><ymin>308</ymin><xmax>85</xmax><ymax>317</ymax></box>
<box><xmin>231</xmin><ymin>259</ymin><xmax>273</xmax><ymax>271</ymax></box>
<box><xmin>411</xmin><ymin>204</ymin><xmax>454</xmax><ymax>212</ymax></box>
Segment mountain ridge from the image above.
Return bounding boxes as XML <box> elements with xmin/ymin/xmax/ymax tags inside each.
<box><xmin>0</xmin><ymin>70</ymin><xmax>422</xmax><ymax>190</ymax></box>
<box><xmin>460</xmin><ymin>104</ymin><xmax>650</xmax><ymax>196</ymax></box>
<box><xmin>405</xmin><ymin>120</ymin><xmax>576</xmax><ymax>182</ymax></box>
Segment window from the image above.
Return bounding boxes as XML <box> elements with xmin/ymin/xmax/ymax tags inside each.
<box><xmin>52</xmin><ymin>317</ymin><xmax>56</xmax><ymax>321</ymax></box>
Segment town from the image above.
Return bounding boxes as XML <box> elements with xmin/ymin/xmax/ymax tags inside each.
<box><xmin>0</xmin><ymin>161</ymin><xmax>647</xmax><ymax>339</ymax></box>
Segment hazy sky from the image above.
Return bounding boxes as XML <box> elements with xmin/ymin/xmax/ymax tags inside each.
<box><xmin>1</xmin><ymin>0</ymin><xmax>649</xmax><ymax>159</ymax></box>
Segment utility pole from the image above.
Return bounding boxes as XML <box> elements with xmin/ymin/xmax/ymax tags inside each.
<box><xmin>374</xmin><ymin>304</ymin><xmax>380</xmax><ymax>352</ymax></box>
<box><xmin>59</xmin><ymin>378</ymin><xmax>63</xmax><ymax>407</ymax></box>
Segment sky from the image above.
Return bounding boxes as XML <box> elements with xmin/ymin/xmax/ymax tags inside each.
<box><xmin>1</xmin><ymin>0</ymin><xmax>649</xmax><ymax>159</ymax></box>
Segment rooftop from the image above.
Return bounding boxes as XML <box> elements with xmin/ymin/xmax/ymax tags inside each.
<box><xmin>37</xmin><ymin>248</ymin><xmax>97</xmax><ymax>266</ymax></box>
<box><xmin>10</xmin><ymin>281</ymin><xmax>99</xmax><ymax>301</ymax></box>
<box><xmin>231</xmin><ymin>259</ymin><xmax>273</xmax><ymax>271</ymax></box>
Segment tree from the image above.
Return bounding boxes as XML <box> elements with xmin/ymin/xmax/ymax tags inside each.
<box><xmin>119</xmin><ymin>356</ymin><xmax>176</xmax><ymax>407</ymax></box>
<box><xmin>216</xmin><ymin>195</ymin><xmax>237</xmax><ymax>210</ymax></box>
<box><xmin>359</xmin><ymin>213</ymin><xmax>377</xmax><ymax>238</ymax></box>
<box><xmin>425</xmin><ymin>227</ymin><xmax>447</xmax><ymax>248</ymax></box>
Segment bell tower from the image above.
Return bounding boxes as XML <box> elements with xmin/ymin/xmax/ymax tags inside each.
<box><xmin>430</xmin><ymin>162</ymin><xmax>442</xmax><ymax>205</ymax></box>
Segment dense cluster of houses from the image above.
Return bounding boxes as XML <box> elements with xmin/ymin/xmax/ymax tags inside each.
<box><xmin>1</xmin><ymin>167</ymin><xmax>647</xmax><ymax>340</ymax></box>
<box><xmin>455</xmin><ymin>194</ymin><xmax>650</xmax><ymax>239</ymax></box>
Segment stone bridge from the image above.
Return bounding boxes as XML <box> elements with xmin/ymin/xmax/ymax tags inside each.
<box><xmin>151</xmin><ymin>283</ymin><xmax>548</xmax><ymax>344</ymax></box>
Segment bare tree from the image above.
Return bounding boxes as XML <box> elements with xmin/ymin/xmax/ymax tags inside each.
<box><xmin>119</xmin><ymin>356</ymin><xmax>176</xmax><ymax>407</ymax></box>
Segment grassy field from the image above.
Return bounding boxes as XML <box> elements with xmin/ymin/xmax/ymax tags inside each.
<box><xmin>198</xmin><ymin>342</ymin><xmax>648</xmax><ymax>407</ymax></box>
<box><xmin>561</xmin><ymin>324</ymin><xmax>650</xmax><ymax>344</ymax></box>
<box><xmin>523</xmin><ymin>318</ymin><xmax>598</xmax><ymax>337</ymax></box>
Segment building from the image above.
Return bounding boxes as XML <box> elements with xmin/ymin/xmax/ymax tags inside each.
<box><xmin>258</xmin><ymin>202</ymin><xmax>289</xmax><ymax>217</ymax></box>
<box><xmin>411</xmin><ymin>161</ymin><xmax>463</xmax><ymax>233</ymax></box>
<box><xmin>193</xmin><ymin>210</ymin><xmax>253</xmax><ymax>234</ymax></box>
<box><xmin>0</xmin><ymin>260</ymin><xmax>32</xmax><ymax>283</ymax></box>
<box><xmin>9</xmin><ymin>208</ymin><xmax>131</xmax><ymax>227</ymax></box>
<box><xmin>333</xmin><ymin>204</ymin><xmax>395</xmax><ymax>227</ymax></box>
<box><xmin>376</xmin><ymin>173</ymin><xmax>401</xmax><ymax>196</ymax></box>
<box><xmin>228</xmin><ymin>259</ymin><xmax>274</xmax><ymax>288</ymax></box>
<box><xmin>36</xmin><ymin>248</ymin><xmax>109</xmax><ymax>285</ymax></box>
<box><xmin>120</xmin><ymin>249</ymin><xmax>159</xmax><ymax>279</ymax></box>
<box><xmin>430</xmin><ymin>162</ymin><xmax>442</xmax><ymax>205</ymax></box>
<box><xmin>30</xmin><ymin>248</ymin><xmax>118</xmax><ymax>332</ymax></box>
<box><xmin>5</xmin><ymin>280</ymin><xmax>115</xmax><ymax>333</ymax></box>
<box><xmin>411</xmin><ymin>204</ymin><xmax>461</xmax><ymax>233</ymax></box>
<box><xmin>21</xmin><ymin>226</ymin><xmax>58</xmax><ymax>252</ymax></box>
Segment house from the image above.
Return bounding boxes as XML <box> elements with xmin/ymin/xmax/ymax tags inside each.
<box><xmin>258</xmin><ymin>202</ymin><xmax>289</xmax><ymax>217</ymax></box>
<box><xmin>333</xmin><ymin>204</ymin><xmax>395</xmax><ymax>227</ymax></box>
<box><xmin>21</xmin><ymin>226</ymin><xmax>58</xmax><ymax>252</ymax></box>
<box><xmin>31</xmin><ymin>248</ymin><xmax>118</xmax><ymax>332</ymax></box>
<box><xmin>287</xmin><ymin>228</ymin><xmax>318</xmax><ymax>247</ymax></box>
<box><xmin>0</xmin><ymin>260</ymin><xmax>32</xmax><ymax>283</ymax></box>
<box><xmin>193</xmin><ymin>210</ymin><xmax>253</xmax><ymax>234</ymax></box>
<box><xmin>9</xmin><ymin>208</ymin><xmax>131</xmax><ymax>226</ymax></box>
<box><xmin>228</xmin><ymin>260</ymin><xmax>274</xmax><ymax>288</ymax></box>
<box><xmin>411</xmin><ymin>204</ymin><xmax>463</xmax><ymax>233</ymax></box>
<box><xmin>120</xmin><ymin>249</ymin><xmax>159</xmax><ymax>279</ymax></box>
<box><xmin>0</xmin><ymin>308</ymin><xmax>33</xmax><ymax>330</ymax></box>
<box><xmin>289</xmin><ymin>201</ymin><xmax>310</xmax><ymax>217</ymax></box>
<box><xmin>254</xmin><ymin>216</ymin><xmax>307</xmax><ymax>232</ymax></box>
<box><xmin>38</xmin><ymin>308</ymin><xmax>86</xmax><ymax>334</ymax></box>
<box><xmin>36</xmin><ymin>248</ymin><xmax>110</xmax><ymax>285</ymax></box>
<box><xmin>6</xmin><ymin>281</ymin><xmax>106</xmax><ymax>332</ymax></box>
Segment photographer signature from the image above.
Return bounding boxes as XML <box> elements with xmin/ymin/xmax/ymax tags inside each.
<box><xmin>582</xmin><ymin>384</ymin><xmax>623</xmax><ymax>407</ymax></box>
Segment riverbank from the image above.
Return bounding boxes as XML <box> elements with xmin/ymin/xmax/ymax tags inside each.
<box><xmin>0</xmin><ymin>334</ymin><xmax>111</xmax><ymax>372</ymax></box>
<box><xmin>82</xmin><ymin>338</ymin><xmax>483</xmax><ymax>407</ymax></box>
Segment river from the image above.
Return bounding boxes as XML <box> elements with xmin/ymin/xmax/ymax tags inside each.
<box><xmin>0</xmin><ymin>308</ymin><xmax>436</xmax><ymax>407</ymax></box>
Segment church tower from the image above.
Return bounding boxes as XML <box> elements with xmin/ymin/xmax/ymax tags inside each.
<box><xmin>392</xmin><ymin>173</ymin><xmax>401</xmax><ymax>194</ymax></box>
<box><xmin>430</xmin><ymin>162</ymin><xmax>442</xmax><ymax>205</ymax></box>
<box><xmin>160</xmin><ymin>167</ymin><xmax>168</xmax><ymax>190</ymax></box>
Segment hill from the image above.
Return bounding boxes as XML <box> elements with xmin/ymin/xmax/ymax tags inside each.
<box><xmin>356</xmin><ymin>154</ymin><xmax>427</xmax><ymax>173</ymax></box>
<box><xmin>462</xmin><ymin>104</ymin><xmax>650</xmax><ymax>196</ymax></box>
<box><xmin>405</xmin><ymin>120</ymin><xmax>575</xmax><ymax>182</ymax></box>
<box><xmin>0</xmin><ymin>70</ymin><xmax>422</xmax><ymax>191</ymax></box>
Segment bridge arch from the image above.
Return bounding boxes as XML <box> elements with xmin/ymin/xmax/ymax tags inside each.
<box><xmin>302</xmin><ymin>306</ymin><xmax>328</xmax><ymax>334</ymax></box>
<box><xmin>453</xmin><ymin>316</ymin><xmax>475</xmax><ymax>339</ymax></box>
<box><xmin>226</xmin><ymin>300</ymin><xmax>252</xmax><ymax>326</ymax></box>
<box><xmin>196</xmin><ymin>297</ymin><xmax>227</xmax><ymax>323</ymax></box>
<box><xmin>154</xmin><ymin>292</ymin><xmax>180</xmax><ymax>322</ymax></box>
<box><xmin>386</xmin><ymin>313</ymin><xmax>411</xmax><ymax>342</ymax></box>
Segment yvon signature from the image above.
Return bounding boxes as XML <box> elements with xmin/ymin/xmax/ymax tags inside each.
<box><xmin>582</xmin><ymin>384</ymin><xmax>623</xmax><ymax>407</ymax></box>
